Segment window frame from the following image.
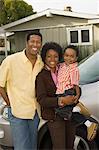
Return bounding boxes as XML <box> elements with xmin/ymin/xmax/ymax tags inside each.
<box><xmin>67</xmin><ymin>25</ymin><xmax>93</xmax><ymax>45</ymax></box>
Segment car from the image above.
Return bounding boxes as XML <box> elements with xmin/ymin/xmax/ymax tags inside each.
<box><xmin>0</xmin><ymin>50</ymin><xmax>99</xmax><ymax>150</ymax></box>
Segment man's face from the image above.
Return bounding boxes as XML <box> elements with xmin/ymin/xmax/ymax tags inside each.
<box><xmin>26</xmin><ymin>34</ymin><xmax>42</xmax><ymax>56</ymax></box>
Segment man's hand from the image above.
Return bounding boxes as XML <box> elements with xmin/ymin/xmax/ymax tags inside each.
<box><xmin>0</xmin><ymin>87</ymin><xmax>10</xmax><ymax>106</ymax></box>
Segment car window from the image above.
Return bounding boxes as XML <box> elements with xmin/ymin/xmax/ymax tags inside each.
<box><xmin>79</xmin><ymin>50</ymin><xmax>99</xmax><ymax>85</ymax></box>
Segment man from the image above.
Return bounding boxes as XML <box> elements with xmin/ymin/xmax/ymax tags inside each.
<box><xmin>0</xmin><ymin>31</ymin><xmax>44</xmax><ymax>150</ymax></box>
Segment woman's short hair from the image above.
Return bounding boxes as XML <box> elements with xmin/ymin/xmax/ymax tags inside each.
<box><xmin>41</xmin><ymin>42</ymin><xmax>63</xmax><ymax>63</ymax></box>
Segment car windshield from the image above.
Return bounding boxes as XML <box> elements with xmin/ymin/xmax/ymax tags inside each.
<box><xmin>79</xmin><ymin>50</ymin><xmax>99</xmax><ymax>85</ymax></box>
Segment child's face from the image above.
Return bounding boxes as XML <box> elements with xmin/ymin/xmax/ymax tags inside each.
<box><xmin>64</xmin><ymin>48</ymin><xmax>77</xmax><ymax>65</ymax></box>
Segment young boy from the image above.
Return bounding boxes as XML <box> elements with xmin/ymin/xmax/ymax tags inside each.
<box><xmin>55</xmin><ymin>45</ymin><xmax>98</xmax><ymax>141</ymax></box>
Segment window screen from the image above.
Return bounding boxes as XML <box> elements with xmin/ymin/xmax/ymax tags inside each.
<box><xmin>81</xmin><ymin>30</ymin><xmax>89</xmax><ymax>42</ymax></box>
<box><xmin>70</xmin><ymin>31</ymin><xmax>78</xmax><ymax>43</ymax></box>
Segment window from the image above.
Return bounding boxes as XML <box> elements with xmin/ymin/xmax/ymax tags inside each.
<box><xmin>70</xmin><ymin>31</ymin><xmax>78</xmax><ymax>43</ymax></box>
<box><xmin>0</xmin><ymin>39</ymin><xmax>5</xmax><ymax>47</ymax></box>
<box><xmin>81</xmin><ymin>30</ymin><xmax>89</xmax><ymax>42</ymax></box>
<box><xmin>67</xmin><ymin>26</ymin><xmax>93</xmax><ymax>45</ymax></box>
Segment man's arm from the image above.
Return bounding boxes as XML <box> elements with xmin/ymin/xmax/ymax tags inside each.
<box><xmin>0</xmin><ymin>86</ymin><xmax>10</xmax><ymax>106</ymax></box>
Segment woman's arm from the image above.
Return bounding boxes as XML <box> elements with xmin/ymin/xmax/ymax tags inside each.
<box><xmin>35</xmin><ymin>74</ymin><xmax>58</xmax><ymax>108</ymax></box>
<box><xmin>35</xmin><ymin>72</ymin><xmax>75</xmax><ymax>108</ymax></box>
<box><xmin>74</xmin><ymin>85</ymin><xmax>81</xmax><ymax>103</ymax></box>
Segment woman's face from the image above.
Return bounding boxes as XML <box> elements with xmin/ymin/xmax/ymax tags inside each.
<box><xmin>45</xmin><ymin>49</ymin><xmax>59</xmax><ymax>70</ymax></box>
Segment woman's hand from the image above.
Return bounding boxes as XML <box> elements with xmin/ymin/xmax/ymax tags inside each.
<box><xmin>58</xmin><ymin>96</ymin><xmax>75</xmax><ymax>106</ymax></box>
<box><xmin>74</xmin><ymin>95</ymin><xmax>80</xmax><ymax>103</ymax></box>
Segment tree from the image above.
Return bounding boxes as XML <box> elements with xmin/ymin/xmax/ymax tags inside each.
<box><xmin>0</xmin><ymin>0</ymin><xmax>36</xmax><ymax>26</ymax></box>
<box><xmin>0</xmin><ymin>0</ymin><xmax>7</xmax><ymax>25</ymax></box>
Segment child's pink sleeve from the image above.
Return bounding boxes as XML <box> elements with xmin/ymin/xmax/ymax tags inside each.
<box><xmin>70</xmin><ymin>68</ymin><xmax>80</xmax><ymax>85</ymax></box>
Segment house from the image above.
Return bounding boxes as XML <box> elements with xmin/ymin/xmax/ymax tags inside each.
<box><xmin>1</xmin><ymin>8</ymin><xmax>99</xmax><ymax>62</ymax></box>
<box><xmin>0</xmin><ymin>29</ymin><xmax>14</xmax><ymax>63</ymax></box>
<box><xmin>0</xmin><ymin>32</ymin><xmax>14</xmax><ymax>52</ymax></box>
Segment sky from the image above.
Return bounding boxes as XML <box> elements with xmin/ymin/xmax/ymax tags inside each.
<box><xmin>24</xmin><ymin>0</ymin><xmax>99</xmax><ymax>14</ymax></box>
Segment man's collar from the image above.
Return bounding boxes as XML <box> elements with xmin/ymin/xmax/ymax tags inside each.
<box><xmin>21</xmin><ymin>49</ymin><xmax>28</xmax><ymax>63</ymax></box>
<box><xmin>22</xmin><ymin>49</ymin><xmax>42</xmax><ymax>64</ymax></box>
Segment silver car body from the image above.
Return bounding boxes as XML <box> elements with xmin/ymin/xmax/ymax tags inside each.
<box><xmin>79</xmin><ymin>50</ymin><xmax>99</xmax><ymax>122</ymax></box>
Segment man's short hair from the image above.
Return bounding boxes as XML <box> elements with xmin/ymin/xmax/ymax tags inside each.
<box><xmin>26</xmin><ymin>31</ymin><xmax>42</xmax><ymax>42</ymax></box>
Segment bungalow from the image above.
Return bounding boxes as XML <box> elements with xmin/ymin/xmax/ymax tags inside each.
<box><xmin>1</xmin><ymin>8</ymin><xmax>99</xmax><ymax>62</ymax></box>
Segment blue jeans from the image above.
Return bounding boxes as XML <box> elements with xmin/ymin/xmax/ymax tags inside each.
<box><xmin>8</xmin><ymin>108</ymin><xmax>40</xmax><ymax>150</ymax></box>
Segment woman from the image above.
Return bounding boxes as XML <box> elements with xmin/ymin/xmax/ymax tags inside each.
<box><xmin>35</xmin><ymin>42</ymin><xmax>76</xmax><ymax>149</ymax></box>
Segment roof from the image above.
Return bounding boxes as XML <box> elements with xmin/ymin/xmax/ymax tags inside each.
<box><xmin>0</xmin><ymin>27</ymin><xmax>5</xmax><ymax>34</ymax></box>
<box><xmin>88</xmin><ymin>18</ymin><xmax>99</xmax><ymax>24</ymax></box>
<box><xmin>0</xmin><ymin>32</ymin><xmax>14</xmax><ymax>37</ymax></box>
<box><xmin>1</xmin><ymin>9</ymin><xmax>99</xmax><ymax>31</ymax></box>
